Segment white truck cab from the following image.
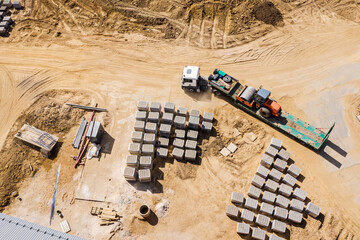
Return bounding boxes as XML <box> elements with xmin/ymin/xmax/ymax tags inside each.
<box><xmin>181</xmin><ymin>66</ymin><xmax>200</xmax><ymax>92</ymax></box>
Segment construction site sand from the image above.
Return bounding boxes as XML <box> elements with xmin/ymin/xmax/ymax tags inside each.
<box><xmin>0</xmin><ymin>0</ymin><xmax>359</xmax><ymax>239</ymax></box>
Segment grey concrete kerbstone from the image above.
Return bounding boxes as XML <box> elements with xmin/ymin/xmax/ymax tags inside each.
<box><xmin>269</xmin><ymin>168</ymin><xmax>283</xmax><ymax>182</ymax></box>
<box><xmin>256</xmin><ymin>165</ymin><xmax>269</xmax><ymax>178</ymax></box>
<box><xmin>123</xmin><ymin>167</ymin><xmax>137</xmax><ymax>181</ymax></box>
<box><xmin>138</xmin><ymin>169</ymin><xmax>151</xmax><ymax>182</ymax></box>
<box><xmin>275</xmin><ymin>195</ymin><xmax>290</xmax><ymax>209</ymax></box>
<box><xmin>159</xmin><ymin>124</ymin><xmax>171</xmax><ymax>138</ymax></box>
<box><xmin>278</xmin><ymin>183</ymin><xmax>292</xmax><ymax>197</ymax></box>
<box><xmin>126</xmin><ymin>155</ymin><xmax>138</xmax><ymax>167</ymax></box>
<box><xmin>226</xmin><ymin>205</ymin><xmax>239</xmax><ymax>218</ymax></box>
<box><xmin>306</xmin><ymin>202</ymin><xmax>321</xmax><ymax>218</ymax></box>
<box><xmin>185</xmin><ymin>139</ymin><xmax>197</xmax><ymax>150</ymax></box>
<box><xmin>157</xmin><ymin>147</ymin><xmax>168</xmax><ymax>158</ymax></box>
<box><xmin>172</xmin><ymin>147</ymin><xmax>184</xmax><ymax>160</ymax></box>
<box><xmin>148</xmin><ymin>111</ymin><xmax>160</xmax><ymax>123</ymax></box>
<box><xmin>236</xmin><ymin>222</ymin><xmax>250</xmax><ymax>235</ymax></box>
<box><xmin>261</xmin><ymin>154</ymin><xmax>274</xmax><ymax>168</ymax></box>
<box><xmin>231</xmin><ymin>192</ymin><xmax>244</xmax><ymax>205</ymax></box>
<box><xmin>164</xmin><ymin>102</ymin><xmax>175</xmax><ymax>113</ymax></box>
<box><xmin>265</xmin><ymin>145</ymin><xmax>279</xmax><ymax>157</ymax></box>
<box><xmin>203</xmin><ymin>112</ymin><xmax>214</xmax><ymax>122</ymax></box>
<box><xmin>241</xmin><ymin>209</ymin><xmax>254</xmax><ymax>223</ymax></box>
<box><xmin>270</xmin><ymin>138</ymin><xmax>283</xmax><ymax>150</ymax></box>
<box><xmin>271</xmin><ymin>220</ymin><xmax>286</xmax><ymax>234</ymax></box>
<box><xmin>277</xmin><ymin>148</ymin><xmax>290</xmax><ymax>161</ymax></box>
<box><xmin>187</xmin><ymin>130</ymin><xmax>198</xmax><ymax>140</ymax></box>
<box><xmin>290</xmin><ymin>199</ymin><xmax>305</xmax><ymax>212</ymax></box>
<box><xmin>262</xmin><ymin>191</ymin><xmax>276</xmax><ymax>204</ymax></box>
<box><xmin>174</xmin><ymin>129</ymin><xmax>186</xmax><ymax>139</ymax></box>
<box><xmin>131</xmin><ymin>131</ymin><xmax>143</xmax><ymax>143</ymax></box>
<box><xmin>135</xmin><ymin>111</ymin><xmax>147</xmax><ymax>121</ymax></box>
<box><xmin>274</xmin><ymin>158</ymin><xmax>287</xmax><ymax>172</ymax></box>
<box><xmin>174</xmin><ymin>115</ymin><xmax>186</xmax><ymax>129</ymax></box>
<box><xmin>134</xmin><ymin>120</ymin><xmax>145</xmax><ymax>132</ymax></box>
<box><xmin>145</xmin><ymin>122</ymin><xmax>157</xmax><ymax>133</ymax></box>
<box><xmin>173</xmin><ymin>138</ymin><xmax>185</xmax><ymax>148</ymax></box>
<box><xmin>245</xmin><ymin>197</ymin><xmax>258</xmax><ymax>211</ymax></box>
<box><xmin>288</xmin><ymin>210</ymin><xmax>303</xmax><ymax>224</ymax></box>
<box><xmin>274</xmin><ymin>207</ymin><xmax>288</xmax><ymax>220</ymax></box>
<box><xmin>264</xmin><ymin>179</ymin><xmax>279</xmax><ymax>193</ymax></box>
<box><xmin>190</xmin><ymin>109</ymin><xmax>201</xmax><ymax>118</ymax></box>
<box><xmin>256</xmin><ymin>214</ymin><xmax>270</xmax><ymax>227</ymax></box>
<box><xmin>252</xmin><ymin>227</ymin><xmax>266</xmax><ymax>240</ymax></box>
<box><xmin>137</xmin><ymin>101</ymin><xmax>148</xmax><ymax>111</ymax></box>
<box><xmin>252</xmin><ymin>175</ymin><xmax>266</xmax><ymax>188</ymax></box>
<box><xmin>248</xmin><ymin>185</ymin><xmax>262</xmax><ymax>199</ymax></box>
<box><xmin>288</xmin><ymin>164</ymin><xmax>302</xmax><ymax>178</ymax></box>
<box><xmin>260</xmin><ymin>202</ymin><xmax>274</xmax><ymax>216</ymax></box>
<box><xmin>293</xmin><ymin>187</ymin><xmax>307</xmax><ymax>201</ymax></box>
<box><xmin>128</xmin><ymin>142</ymin><xmax>141</xmax><ymax>155</ymax></box>
<box><xmin>143</xmin><ymin>133</ymin><xmax>156</xmax><ymax>144</ymax></box>
<box><xmin>150</xmin><ymin>102</ymin><xmax>161</xmax><ymax>112</ymax></box>
<box><xmin>185</xmin><ymin>149</ymin><xmax>197</xmax><ymax>161</ymax></box>
<box><xmin>201</xmin><ymin>121</ymin><xmax>213</xmax><ymax>132</ymax></box>
<box><xmin>188</xmin><ymin>116</ymin><xmax>200</xmax><ymax>130</ymax></box>
<box><xmin>139</xmin><ymin>156</ymin><xmax>153</xmax><ymax>169</ymax></box>
<box><xmin>177</xmin><ymin>107</ymin><xmax>188</xmax><ymax>116</ymax></box>
<box><xmin>283</xmin><ymin>174</ymin><xmax>297</xmax><ymax>187</ymax></box>
<box><xmin>162</xmin><ymin>112</ymin><xmax>174</xmax><ymax>124</ymax></box>
<box><xmin>157</xmin><ymin>137</ymin><xmax>169</xmax><ymax>148</ymax></box>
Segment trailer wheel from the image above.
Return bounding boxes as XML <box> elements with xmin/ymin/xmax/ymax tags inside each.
<box><xmin>213</xmin><ymin>90</ymin><xmax>221</xmax><ymax>96</ymax></box>
<box><xmin>259</xmin><ymin>107</ymin><xmax>271</xmax><ymax>118</ymax></box>
<box><xmin>223</xmin><ymin>75</ymin><xmax>232</xmax><ymax>83</ymax></box>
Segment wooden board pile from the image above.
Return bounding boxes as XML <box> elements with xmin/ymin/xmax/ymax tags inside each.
<box><xmin>91</xmin><ymin>207</ymin><xmax>120</xmax><ymax>226</ymax></box>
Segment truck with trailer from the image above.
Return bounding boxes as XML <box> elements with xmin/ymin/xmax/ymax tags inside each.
<box><xmin>181</xmin><ymin>66</ymin><xmax>335</xmax><ymax>150</ymax></box>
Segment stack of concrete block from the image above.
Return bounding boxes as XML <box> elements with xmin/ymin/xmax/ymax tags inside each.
<box><xmin>293</xmin><ymin>187</ymin><xmax>307</xmax><ymax>201</ymax></box>
<box><xmin>157</xmin><ymin>147</ymin><xmax>168</xmax><ymax>158</ymax></box>
<box><xmin>138</xmin><ymin>169</ymin><xmax>151</xmax><ymax>182</ymax></box>
<box><xmin>306</xmin><ymin>202</ymin><xmax>321</xmax><ymax>218</ymax></box>
<box><xmin>201</xmin><ymin>121</ymin><xmax>213</xmax><ymax>133</ymax></box>
<box><xmin>264</xmin><ymin>179</ymin><xmax>279</xmax><ymax>193</ymax></box>
<box><xmin>274</xmin><ymin>158</ymin><xmax>287</xmax><ymax>172</ymax></box>
<box><xmin>226</xmin><ymin>205</ymin><xmax>240</xmax><ymax>218</ymax></box>
<box><xmin>288</xmin><ymin>210</ymin><xmax>303</xmax><ymax>224</ymax></box>
<box><xmin>142</xmin><ymin>144</ymin><xmax>155</xmax><ymax>157</ymax></box>
<box><xmin>269</xmin><ymin>168</ymin><xmax>282</xmax><ymax>182</ymax></box>
<box><xmin>248</xmin><ymin>185</ymin><xmax>262</xmax><ymax>199</ymax></box>
<box><xmin>145</xmin><ymin>122</ymin><xmax>157</xmax><ymax>133</ymax></box>
<box><xmin>290</xmin><ymin>199</ymin><xmax>305</xmax><ymax>212</ymax></box>
<box><xmin>277</xmin><ymin>148</ymin><xmax>290</xmax><ymax>161</ymax></box>
<box><xmin>275</xmin><ymin>195</ymin><xmax>290</xmax><ymax>209</ymax></box>
<box><xmin>173</xmin><ymin>138</ymin><xmax>185</xmax><ymax>148</ymax></box>
<box><xmin>164</xmin><ymin>102</ymin><xmax>175</xmax><ymax>113</ymax></box>
<box><xmin>137</xmin><ymin>101</ymin><xmax>149</xmax><ymax>111</ymax></box>
<box><xmin>143</xmin><ymin>133</ymin><xmax>156</xmax><ymax>144</ymax></box>
<box><xmin>134</xmin><ymin>120</ymin><xmax>145</xmax><ymax>132</ymax></box>
<box><xmin>187</xmin><ymin>130</ymin><xmax>198</xmax><ymax>140</ymax></box>
<box><xmin>265</xmin><ymin>145</ymin><xmax>279</xmax><ymax>158</ymax></box>
<box><xmin>252</xmin><ymin>227</ymin><xmax>266</xmax><ymax>240</ymax></box>
<box><xmin>174</xmin><ymin>129</ymin><xmax>186</xmax><ymax>139</ymax></box>
<box><xmin>126</xmin><ymin>155</ymin><xmax>138</xmax><ymax>168</ymax></box>
<box><xmin>256</xmin><ymin>214</ymin><xmax>270</xmax><ymax>228</ymax></box>
<box><xmin>158</xmin><ymin>137</ymin><xmax>169</xmax><ymax>148</ymax></box>
<box><xmin>271</xmin><ymin>220</ymin><xmax>286</xmax><ymax>234</ymax></box>
<box><xmin>256</xmin><ymin>165</ymin><xmax>269</xmax><ymax>178</ymax></box>
<box><xmin>270</xmin><ymin>138</ymin><xmax>282</xmax><ymax>150</ymax></box>
<box><xmin>278</xmin><ymin>183</ymin><xmax>292</xmax><ymax>197</ymax></box>
<box><xmin>241</xmin><ymin>209</ymin><xmax>255</xmax><ymax>223</ymax></box>
<box><xmin>236</xmin><ymin>222</ymin><xmax>250</xmax><ymax>235</ymax></box>
<box><xmin>283</xmin><ymin>174</ymin><xmax>297</xmax><ymax>187</ymax></box>
<box><xmin>174</xmin><ymin>116</ymin><xmax>186</xmax><ymax>129</ymax></box>
<box><xmin>136</xmin><ymin>111</ymin><xmax>147</xmax><ymax>121</ymax></box>
<box><xmin>231</xmin><ymin>192</ymin><xmax>244</xmax><ymax>205</ymax></box>
<box><xmin>128</xmin><ymin>143</ymin><xmax>141</xmax><ymax>155</ymax></box>
<box><xmin>245</xmin><ymin>197</ymin><xmax>258</xmax><ymax>211</ymax></box>
<box><xmin>13</xmin><ymin>0</ymin><xmax>22</xmax><ymax>9</ymax></box>
<box><xmin>150</xmin><ymin>102</ymin><xmax>161</xmax><ymax>112</ymax></box>
<box><xmin>269</xmin><ymin>235</ymin><xmax>284</xmax><ymax>240</ymax></box>
<box><xmin>148</xmin><ymin>111</ymin><xmax>160</xmax><ymax>123</ymax></box>
<box><xmin>131</xmin><ymin>131</ymin><xmax>143</xmax><ymax>143</ymax></box>
<box><xmin>139</xmin><ymin>156</ymin><xmax>153</xmax><ymax>169</ymax></box>
<box><xmin>159</xmin><ymin>124</ymin><xmax>171</xmax><ymax>138</ymax></box>
<box><xmin>185</xmin><ymin>149</ymin><xmax>196</xmax><ymax>161</ymax></box>
<box><xmin>274</xmin><ymin>206</ymin><xmax>288</xmax><ymax>220</ymax></box>
<box><xmin>252</xmin><ymin>175</ymin><xmax>266</xmax><ymax>188</ymax></box>
<box><xmin>288</xmin><ymin>164</ymin><xmax>302</xmax><ymax>178</ymax></box>
<box><xmin>177</xmin><ymin>107</ymin><xmax>187</xmax><ymax>116</ymax></box>
<box><xmin>260</xmin><ymin>202</ymin><xmax>274</xmax><ymax>216</ymax></box>
<box><xmin>203</xmin><ymin>112</ymin><xmax>214</xmax><ymax>122</ymax></box>
<box><xmin>162</xmin><ymin>112</ymin><xmax>174</xmax><ymax>124</ymax></box>
<box><xmin>261</xmin><ymin>154</ymin><xmax>274</xmax><ymax>168</ymax></box>
<box><xmin>190</xmin><ymin>109</ymin><xmax>200</xmax><ymax>118</ymax></box>
<box><xmin>172</xmin><ymin>147</ymin><xmax>184</xmax><ymax>160</ymax></box>
<box><xmin>188</xmin><ymin>115</ymin><xmax>200</xmax><ymax>130</ymax></box>
<box><xmin>262</xmin><ymin>191</ymin><xmax>276</xmax><ymax>204</ymax></box>
<box><xmin>123</xmin><ymin>167</ymin><xmax>137</xmax><ymax>181</ymax></box>
<box><xmin>185</xmin><ymin>139</ymin><xmax>197</xmax><ymax>150</ymax></box>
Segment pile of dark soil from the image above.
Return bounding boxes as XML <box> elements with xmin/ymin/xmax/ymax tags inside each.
<box><xmin>252</xmin><ymin>1</ymin><xmax>283</xmax><ymax>26</ymax></box>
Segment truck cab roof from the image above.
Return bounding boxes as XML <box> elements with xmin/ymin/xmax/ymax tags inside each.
<box><xmin>183</xmin><ymin>66</ymin><xmax>200</xmax><ymax>80</ymax></box>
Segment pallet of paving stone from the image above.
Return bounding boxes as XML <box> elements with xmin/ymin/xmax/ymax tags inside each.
<box><xmin>91</xmin><ymin>206</ymin><xmax>103</xmax><ymax>215</ymax></box>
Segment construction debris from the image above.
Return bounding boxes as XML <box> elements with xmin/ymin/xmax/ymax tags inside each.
<box><xmin>91</xmin><ymin>207</ymin><xmax>120</xmax><ymax>226</ymax></box>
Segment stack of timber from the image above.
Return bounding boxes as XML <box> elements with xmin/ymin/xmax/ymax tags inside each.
<box><xmin>91</xmin><ymin>207</ymin><xmax>120</xmax><ymax>226</ymax></box>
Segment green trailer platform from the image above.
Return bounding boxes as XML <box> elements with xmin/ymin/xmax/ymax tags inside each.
<box><xmin>208</xmin><ymin>70</ymin><xmax>335</xmax><ymax>151</ymax></box>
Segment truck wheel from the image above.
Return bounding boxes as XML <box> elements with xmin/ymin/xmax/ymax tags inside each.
<box><xmin>213</xmin><ymin>69</ymin><xmax>218</xmax><ymax>74</ymax></box>
<box><xmin>223</xmin><ymin>75</ymin><xmax>232</xmax><ymax>83</ymax></box>
<box><xmin>259</xmin><ymin>107</ymin><xmax>271</xmax><ymax>118</ymax></box>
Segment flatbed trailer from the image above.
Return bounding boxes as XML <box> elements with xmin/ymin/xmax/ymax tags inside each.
<box><xmin>208</xmin><ymin>71</ymin><xmax>335</xmax><ymax>151</ymax></box>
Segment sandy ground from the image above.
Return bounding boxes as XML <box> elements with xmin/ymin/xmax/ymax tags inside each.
<box><xmin>0</xmin><ymin>0</ymin><xmax>360</xmax><ymax>239</ymax></box>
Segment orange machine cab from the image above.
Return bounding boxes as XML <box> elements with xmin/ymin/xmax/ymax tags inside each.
<box><xmin>263</xmin><ymin>99</ymin><xmax>281</xmax><ymax>117</ymax></box>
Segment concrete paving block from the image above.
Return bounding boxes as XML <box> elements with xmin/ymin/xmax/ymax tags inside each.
<box><xmin>244</xmin><ymin>132</ymin><xmax>257</xmax><ymax>142</ymax></box>
<box><xmin>283</xmin><ymin>174</ymin><xmax>297</xmax><ymax>187</ymax></box>
<box><xmin>134</xmin><ymin>120</ymin><xmax>145</xmax><ymax>132</ymax></box>
<box><xmin>148</xmin><ymin>111</ymin><xmax>160</xmax><ymax>123</ymax></box>
<box><xmin>256</xmin><ymin>165</ymin><xmax>269</xmax><ymax>178</ymax></box>
<box><xmin>185</xmin><ymin>149</ymin><xmax>196</xmax><ymax>161</ymax></box>
<box><xmin>293</xmin><ymin>187</ymin><xmax>307</xmax><ymax>201</ymax></box>
<box><xmin>172</xmin><ymin>147</ymin><xmax>184</xmax><ymax>160</ymax></box>
<box><xmin>188</xmin><ymin>116</ymin><xmax>200</xmax><ymax>130</ymax></box>
<box><xmin>174</xmin><ymin>115</ymin><xmax>186</xmax><ymax>129</ymax></box>
<box><xmin>128</xmin><ymin>143</ymin><xmax>141</xmax><ymax>155</ymax></box>
<box><xmin>187</xmin><ymin>130</ymin><xmax>198</xmax><ymax>140</ymax></box>
<box><xmin>159</xmin><ymin>124</ymin><xmax>171</xmax><ymax>138</ymax></box>
<box><xmin>227</xmin><ymin>143</ymin><xmax>237</xmax><ymax>153</ymax></box>
<box><xmin>157</xmin><ymin>147</ymin><xmax>168</xmax><ymax>158</ymax></box>
<box><xmin>288</xmin><ymin>164</ymin><xmax>302</xmax><ymax>178</ymax></box>
<box><xmin>203</xmin><ymin>112</ymin><xmax>214</xmax><ymax>122</ymax></box>
<box><xmin>220</xmin><ymin>147</ymin><xmax>231</xmax><ymax>157</ymax></box>
<box><xmin>290</xmin><ymin>199</ymin><xmax>305</xmax><ymax>212</ymax></box>
<box><xmin>201</xmin><ymin>121</ymin><xmax>213</xmax><ymax>133</ymax></box>
<box><xmin>136</xmin><ymin>111</ymin><xmax>147</xmax><ymax>121</ymax></box>
<box><xmin>125</xmin><ymin>155</ymin><xmax>138</xmax><ymax>167</ymax></box>
<box><xmin>248</xmin><ymin>185</ymin><xmax>262</xmax><ymax>199</ymax></box>
<box><xmin>190</xmin><ymin>109</ymin><xmax>201</xmax><ymax>118</ymax></box>
<box><xmin>261</xmin><ymin>154</ymin><xmax>274</xmax><ymax>168</ymax></box>
<box><xmin>185</xmin><ymin>139</ymin><xmax>197</xmax><ymax>150</ymax></box>
<box><xmin>131</xmin><ymin>131</ymin><xmax>143</xmax><ymax>143</ymax></box>
<box><xmin>275</xmin><ymin>195</ymin><xmax>290</xmax><ymax>209</ymax></box>
<box><xmin>226</xmin><ymin>205</ymin><xmax>239</xmax><ymax>218</ymax></box>
<box><xmin>123</xmin><ymin>167</ymin><xmax>137</xmax><ymax>181</ymax></box>
<box><xmin>252</xmin><ymin>175</ymin><xmax>266</xmax><ymax>188</ymax></box>
<box><xmin>245</xmin><ymin>197</ymin><xmax>258</xmax><ymax>211</ymax></box>
<box><xmin>277</xmin><ymin>148</ymin><xmax>290</xmax><ymax>161</ymax></box>
<box><xmin>176</xmin><ymin>106</ymin><xmax>188</xmax><ymax>116</ymax></box>
<box><xmin>145</xmin><ymin>122</ymin><xmax>157</xmax><ymax>133</ymax></box>
<box><xmin>173</xmin><ymin>138</ymin><xmax>185</xmax><ymax>148</ymax></box>
<box><xmin>260</xmin><ymin>202</ymin><xmax>274</xmax><ymax>216</ymax></box>
<box><xmin>143</xmin><ymin>133</ymin><xmax>156</xmax><ymax>144</ymax></box>
<box><xmin>241</xmin><ymin>209</ymin><xmax>255</xmax><ymax>223</ymax></box>
<box><xmin>262</xmin><ymin>191</ymin><xmax>276</xmax><ymax>204</ymax></box>
<box><xmin>174</xmin><ymin>129</ymin><xmax>186</xmax><ymax>139</ymax></box>
<box><xmin>274</xmin><ymin>207</ymin><xmax>288</xmax><ymax>220</ymax></box>
<box><xmin>256</xmin><ymin>214</ymin><xmax>270</xmax><ymax>227</ymax></box>
<box><xmin>269</xmin><ymin>234</ymin><xmax>284</xmax><ymax>240</ymax></box>
<box><xmin>278</xmin><ymin>183</ymin><xmax>292</xmax><ymax>197</ymax></box>
<box><xmin>236</xmin><ymin>222</ymin><xmax>250</xmax><ymax>235</ymax></box>
<box><xmin>139</xmin><ymin>156</ymin><xmax>153</xmax><ymax>169</ymax></box>
<box><xmin>231</xmin><ymin>192</ymin><xmax>244</xmax><ymax>205</ymax></box>
<box><xmin>288</xmin><ymin>210</ymin><xmax>303</xmax><ymax>224</ymax></box>
<box><xmin>264</xmin><ymin>179</ymin><xmax>279</xmax><ymax>193</ymax></box>
<box><xmin>138</xmin><ymin>169</ymin><xmax>151</xmax><ymax>182</ymax></box>
<box><xmin>137</xmin><ymin>101</ymin><xmax>148</xmax><ymax>111</ymax></box>
<box><xmin>150</xmin><ymin>102</ymin><xmax>161</xmax><ymax>112</ymax></box>
<box><xmin>270</xmin><ymin>138</ymin><xmax>283</xmax><ymax>150</ymax></box>
<box><xmin>142</xmin><ymin>144</ymin><xmax>155</xmax><ymax>157</ymax></box>
<box><xmin>162</xmin><ymin>112</ymin><xmax>174</xmax><ymax>124</ymax></box>
<box><xmin>265</xmin><ymin>145</ymin><xmax>279</xmax><ymax>158</ymax></box>
<box><xmin>164</xmin><ymin>102</ymin><xmax>175</xmax><ymax>113</ymax></box>
<box><xmin>271</xmin><ymin>220</ymin><xmax>286</xmax><ymax>234</ymax></box>
<box><xmin>306</xmin><ymin>202</ymin><xmax>321</xmax><ymax>218</ymax></box>
<box><xmin>269</xmin><ymin>168</ymin><xmax>283</xmax><ymax>182</ymax></box>
<box><xmin>158</xmin><ymin>137</ymin><xmax>169</xmax><ymax>148</ymax></box>
<box><xmin>252</xmin><ymin>227</ymin><xmax>266</xmax><ymax>240</ymax></box>
<box><xmin>274</xmin><ymin>158</ymin><xmax>287</xmax><ymax>172</ymax></box>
